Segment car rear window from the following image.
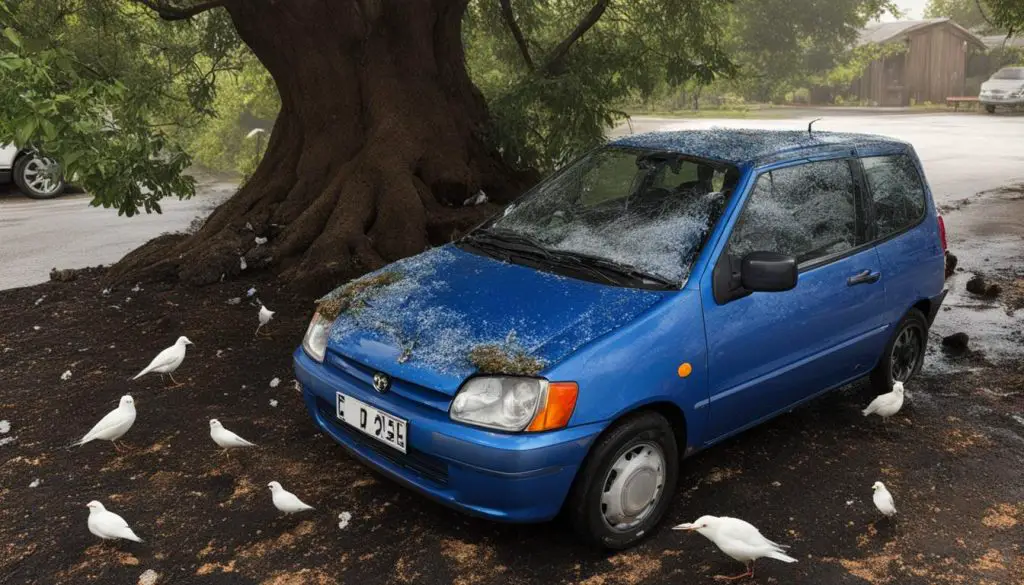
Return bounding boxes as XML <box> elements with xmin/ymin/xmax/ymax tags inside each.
<box><xmin>727</xmin><ymin>159</ymin><xmax>859</xmax><ymax>266</ymax></box>
<box><xmin>861</xmin><ymin>155</ymin><xmax>926</xmax><ymax>239</ymax></box>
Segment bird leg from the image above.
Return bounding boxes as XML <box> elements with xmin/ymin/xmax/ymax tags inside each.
<box><xmin>167</xmin><ymin>373</ymin><xmax>183</xmax><ymax>388</ymax></box>
<box><xmin>113</xmin><ymin>441</ymin><xmax>125</xmax><ymax>454</ymax></box>
<box><xmin>714</xmin><ymin>563</ymin><xmax>754</xmax><ymax>581</ymax></box>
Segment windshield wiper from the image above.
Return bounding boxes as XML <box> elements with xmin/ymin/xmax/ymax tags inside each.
<box><xmin>463</xmin><ymin>228</ymin><xmax>554</xmax><ymax>259</ymax></box>
<box><xmin>463</xmin><ymin>229</ymin><xmax>676</xmax><ymax>288</ymax></box>
<box><xmin>547</xmin><ymin>250</ymin><xmax>679</xmax><ymax>288</ymax></box>
<box><xmin>464</xmin><ymin>229</ymin><xmax>623</xmax><ymax>285</ymax></box>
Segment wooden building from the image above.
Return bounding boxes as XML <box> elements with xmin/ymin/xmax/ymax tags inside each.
<box><xmin>851</xmin><ymin>18</ymin><xmax>987</xmax><ymax>106</ymax></box>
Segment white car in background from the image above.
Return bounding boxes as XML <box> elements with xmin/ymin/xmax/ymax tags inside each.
<box><xmin>979</xmin><ymin>67</ymin><xmax>1024</xmax><ymax>114</ymax></box>
<box><xmin>0</xmin><ymin>144</ymin><xmax>65</xmax><ymax>199</ymax></box>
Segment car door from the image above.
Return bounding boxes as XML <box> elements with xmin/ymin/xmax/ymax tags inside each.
<box><xmin>700</xmin><ymin>156</ymin><xmax>888</xmax><ymax>443</ymax></box>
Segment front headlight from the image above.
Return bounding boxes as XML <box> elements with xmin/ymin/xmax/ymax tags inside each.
<box><xmin>450</xmin><ymin>377</ymin><xmax>579</xmax><ymax>432</ymax></box>
<box><xmin>302</xmin><ymin>312</ymin><xmax>332</xmax><ymax>362</ymax></box>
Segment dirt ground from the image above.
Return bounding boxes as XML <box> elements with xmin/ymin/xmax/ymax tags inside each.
<box><xmin>1</xmin><ymin>256</ymin><xmax>1023</xmax><ymax>583</ymax></box>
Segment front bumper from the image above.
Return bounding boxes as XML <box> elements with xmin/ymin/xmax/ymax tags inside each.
<box><xmin>980</xmin><ymin>96</ymin><xmax>1024</xmax><ymax>107</ymax></box>
<box><xmin>293</xmin><ymin>348</ymin><xmax>603</xmax><ymax>523</ymax></box>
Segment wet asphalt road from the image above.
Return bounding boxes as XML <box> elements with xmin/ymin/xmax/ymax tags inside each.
<box><xmin>1</xmin><ymin>111</ymin><xmax>1023</xmax><ymax>291</ymax></box>
<box><xmin>0</xmin><ymin>173</ymin><xmax>235</xmax><ymax>290</ymax></box>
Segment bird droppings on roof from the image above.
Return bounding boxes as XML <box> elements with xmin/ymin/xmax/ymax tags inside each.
<box><xmin>611</xmin><ymin>128</ymin><xmax>903</xmax><ymax>163</ymax></box>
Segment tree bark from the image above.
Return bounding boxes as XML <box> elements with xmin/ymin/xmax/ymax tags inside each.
<box><xmin>110</xmin><ymin>0</ymin><xmax>533</xmax><ymax>294</ymax></box>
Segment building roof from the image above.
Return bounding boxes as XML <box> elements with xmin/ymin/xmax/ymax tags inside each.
<box><xmin>858</xmin><ymin>18</ymin><xmax>986</xmax><ymax>50</ymax></box>
<box><xmin>979</xmin><ymin>34</ymin><xmax>1024</xmax><ymax>50</ymax></box>
<box><xmin>609</xmin><ymin>129</ymin><xmax>908</xmax><ymax>165</ymax></box>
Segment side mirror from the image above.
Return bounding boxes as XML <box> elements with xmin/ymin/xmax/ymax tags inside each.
<box><xmin>740</xmin><ymin>251</ymin><xmax>797</xmax><ymax>292</ymax></box>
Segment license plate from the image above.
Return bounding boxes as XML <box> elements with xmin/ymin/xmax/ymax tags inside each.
<box><xmin>336</xmin><ymin>392</ymin><xmax>407</xmax><ymax>453</ymax></box>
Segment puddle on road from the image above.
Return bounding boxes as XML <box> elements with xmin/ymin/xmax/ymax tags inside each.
<box><xmin>927</xmin><ymin>188</ymin><xmax>1024</xmax><ymax>373</ymax></box>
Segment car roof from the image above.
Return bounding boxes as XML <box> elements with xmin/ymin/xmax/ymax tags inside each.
<box><xmin>609</xmin><ymin>129</ymin><xmax>909</xmax><ymax>165</ymax></box>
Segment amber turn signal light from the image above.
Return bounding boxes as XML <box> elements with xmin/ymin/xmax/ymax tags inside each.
<box><xmin>527</xmin><ymin>382</ymin><xmax>579</xmax><ymax>432</ymax></box>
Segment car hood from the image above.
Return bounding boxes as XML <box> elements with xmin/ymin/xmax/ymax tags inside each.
<box><xmin>981</xmin><ymin>79</ymin><xmax>1024</xmax><ymax>92</ymax></box>
<box><xmin>322</xmin><ymin>245</ymin><xmax>671</xmax><ymax>395</ymax></box>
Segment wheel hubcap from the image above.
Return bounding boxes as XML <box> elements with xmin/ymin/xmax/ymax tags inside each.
<box><xmin>22</xmin><ymin>157</ymin><xmax>62</xmax><ymax>195</ymax></box>
<box><xmin>891</xmin><ymin>324</ymin><xmax>923</xmax><ymax>382</ymax></box>
<box><xmin>600</xmin><ymin>442</ymin><xmax>666</xmax><ymax>532</ymax></box>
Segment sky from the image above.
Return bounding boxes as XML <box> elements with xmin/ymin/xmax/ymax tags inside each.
<box><xmin>881</xmin><ymin>0</ymin><xmax>929</xmax><ymax>21</ymax></box>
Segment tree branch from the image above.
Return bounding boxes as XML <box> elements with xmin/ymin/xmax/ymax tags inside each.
<box><xmin>134</xmin><ymin>0</ymin><xmax>228</xmax><ymax>21</ymax></box>
<box><xmin>974</xmin><ymin>0</ymin><xmax>991</xmax><ymax>27</ymax></box>
<box><xmin>498</xmin><ymin>0</ymin><xmax>534</xmax><ymax>70</ymax></box>
<box><xmin>542</xmin><ymin>0</ymin><xmax>611</xmax><ymax>75</ymax></box>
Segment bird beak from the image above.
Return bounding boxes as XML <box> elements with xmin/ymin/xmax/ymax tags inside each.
<box><xmin>672</xmin><ymin>523</ymin><xmax>699</xmax><ymax>531</ymax></box>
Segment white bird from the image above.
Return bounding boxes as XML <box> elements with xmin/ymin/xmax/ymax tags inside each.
<box><xmin>254</xmin><ymin>236</ymin><xmax>268</xmax><ymax>246</ymax></box>
<box><xmin>463</xmin><ymin>190</ymin><xmax>488</xmax><ymax>206</ymax></box>
<box><xmin>133</xmin><ymin>336</ymin><xmax>193</xmax><ymax>386</ymax></box>
<box><xmin>256</xmin><ymin>305</ymin><xmax>275</xmax><ymax>336</ymax></box>
<box><xmin>268</xmin><ymin>481</ymin><xmax>314</xmax><ymax>514</ymax></box>
<box><xmin>72</xmin><ymin>395</ymin><xmax>136</xmax><ymax>452</ymax></box>
<box><xmin>240</xmin><ymin>256</ymin><xmax>248</xmax><ymax>271</ymax></box>
<box><xmin>674</xmin><ymin>515</ymin><xmax>796</xmax><ymax>580</ymax></box>
<box><xmin>209</xmin><ymin>419</ymin><xmax>256</xmax><ymax>449</ymax></box>
<box><xmin>872</xmin><ymin>481</ymin><xmax>897</xmax><ymax>517</ymax></box>
<box><xmin>86</xmin><ymin>501</ymin><xmax>143</xmax><ymax>543</ymax></box>
<box><xmin>863</xmin><ymin>381</ymin><xmax>905</xmax><ymax>420</ymax></box>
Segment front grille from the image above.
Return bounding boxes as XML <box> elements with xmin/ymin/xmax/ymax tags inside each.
<box><xmin>316</xmin><ymin>399</ymin><xmax>449</xmax><ymax>486</ymax></box>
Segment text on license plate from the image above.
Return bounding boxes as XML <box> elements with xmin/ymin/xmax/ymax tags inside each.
<box><xmin>336</xmin><ymin>392</ymin><xmax>407</xmax><ymax>453</ymax></box>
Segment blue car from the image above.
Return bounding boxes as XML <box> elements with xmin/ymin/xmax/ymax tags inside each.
<box><xmin>294</xmin><ymin>129</ymin><xmax>947</xmax><ymax>549</ymax></box>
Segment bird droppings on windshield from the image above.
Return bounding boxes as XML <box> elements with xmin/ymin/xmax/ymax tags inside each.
<box><xmin>323</xmin><ymin>246</ymin><xmax>663</xmax><ymax>376</ymax></box>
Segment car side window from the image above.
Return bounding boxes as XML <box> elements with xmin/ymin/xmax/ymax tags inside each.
<box><xmin>862</xmin><ymin>155</ymin><xmax>926</xmax><ymax>239</ymax></box>
<box><xmin>727</xmin><ymin>159</ymin><xmax>859</xmax><ymax>266</ymax></box>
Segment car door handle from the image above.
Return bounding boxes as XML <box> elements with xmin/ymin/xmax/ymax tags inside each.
<box><xmin>847</xmin><ymin>270</ymin><xmax>881</xmax><ymax>286</ymax></box>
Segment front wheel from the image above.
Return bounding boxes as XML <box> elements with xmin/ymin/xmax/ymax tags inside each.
<box><xmin>13</xmin><ymin>153</ymin><xmax>65</xmax><ymax>199</ymax></box>
<box><xmin>566</xmin><ymin>411</ymin><xmax>679</xmax><ymax>550</ymax></box>
<box><xmin>985</xmin><ymin>104</ymin><xmax>996</xmax><ymax>114</ymax></box>
<box><xmin>869</xmin><ymin>308</ymin><xmax>928</xmax><ymax>393</ymax></box>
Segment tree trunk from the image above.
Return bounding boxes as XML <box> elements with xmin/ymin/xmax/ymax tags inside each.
<box><xmin>109</xmin><ymin>0</ymin><xmax>533</xmax><ymax>294</ymax></box>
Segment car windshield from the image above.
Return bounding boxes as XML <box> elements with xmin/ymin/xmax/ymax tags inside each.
<box><xmin>992</xmin><ymin>68</ymin><xmax>1024</xmax><ymax>80</ymax></box>
<box><xmin>470</xmin><ymin>146</ymin><xmax>740</xmax><ymax>288</ymax></box>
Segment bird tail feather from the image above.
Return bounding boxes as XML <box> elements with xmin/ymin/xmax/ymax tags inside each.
<box><xmin>65</xmin><ymin>436</ymin><xmax>89</xmax><ymax>450</ymax></box>
<box><xmin>131</xmin><ymin>368</ymin><xmax>148</xmax><ymax>380</ymax></box>
<box><xmin>125</xmin><ymin>533</ymin><xmax>143</xmax><ymax>543</ymax></box>
<box><xmin>767</xmin><ymin>550</ymin><xmax>797</xmax><ymax>563</ymax></box>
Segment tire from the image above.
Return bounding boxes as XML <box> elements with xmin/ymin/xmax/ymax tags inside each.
<box><xmin>869</xmin><ymin>308</ymin><xmax>928</xmax><ymax>394</ymax></box>
<box><xmin>13</xmin><ymin>153</ymin><xmax>65</xmax><ymax>199</ymax></box>
<box><xmin>567</xmin><ymin>411</ymin><xmax>679</xmax><ymax>550</ymax></box>
<box><xmin>985</xmin><ymin>105</ymin><xmax>996</xmax><ymax>114</ymax></box>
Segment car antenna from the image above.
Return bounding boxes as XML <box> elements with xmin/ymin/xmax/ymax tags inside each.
<box><xmin>808</xmin><ymin>118</ymin><xmax>822</xmax><ymax>136</ymax></box>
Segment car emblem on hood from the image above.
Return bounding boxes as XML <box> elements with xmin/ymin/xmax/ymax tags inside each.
<box><xmin>372</xmin><ymin>372</ymin><xmax>391</xmax><ymax>393</ymax></box>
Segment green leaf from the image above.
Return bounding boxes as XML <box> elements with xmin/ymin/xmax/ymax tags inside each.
<box><xmin>61</xmin><ymin>149</ymin><xmax>84</xmax><ymax>168</ymax></box>
<box><xmin>0</xmin><ymin>56</ymin><xmax>23</xmax><ymax>70</ymax></box>
<box><xmin>40</xmin><ymin>119</ymin><xmax>57</xmax><ymax>141</ymax></box>
<box><xmin>15</xmin><ymin>117</ymin><xmax>37</xmax><ymax>145</ymax></box>
<box><xmin>3</xmin><ymin>28</ymin><xmax>23</xmax><ymax>49</ymax></box>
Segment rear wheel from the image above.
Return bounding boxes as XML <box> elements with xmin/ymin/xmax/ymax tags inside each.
<box><xmin>985</xmin><ymin>105</ymin><xmax>996</xmax><ymax>114</ymax></box>
<box><xmin>567</xmin><ymin>411</ymin><xmax>679</xmax><ymax>550</ymax></box>
<box><xmin>13</xmin><ymin>153</ymin><xmax>65</xmax><ymax>199</ymax></box>
<box><xmin>869</xmin><ymin>308</ymin><xmax>928</xmax><ymax>393</ymax></box>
